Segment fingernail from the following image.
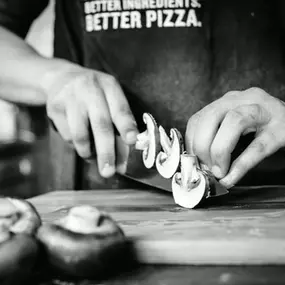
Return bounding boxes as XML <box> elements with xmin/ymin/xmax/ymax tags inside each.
<box><xmin>211</xmin><ymin>165</ymin><xmax>223</xmax><ymax>178</ymax></box>
<box><xmin>125</xmin><ymin>130</ymin><xmax>139</xmax><ymax>144</ymax></box>
<box><xmin>101</xmin><ymin>163</ymin><xmax>115</xmax><ymax>178</ymax></box>
<box><xmin>116</xmin><ymin>161</ymin><xmax>128</xmax><ymax>174</ymax></box>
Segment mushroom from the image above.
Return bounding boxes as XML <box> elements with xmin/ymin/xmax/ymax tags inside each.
<box><xmin>172</xmin><ymin>154</ymin><xmax>229</xmax><ymax>209</ymax></box>
<box><xmin>172</xmin><ymin>153</ymin><xmax>209</xmax><ymax>209</ymax></box>
<box><xmin>6</xmin><ymin>197</ymin><xmax>42</xmax><ymax>235</ymax></box>
<box><xmin>0</xmin><ymin>198</ymin><xmax>41</xmax><ymax>284</ymax></box>
<box><xmin>37</xmin><ymin>205</ymin><xmax>128</xmax><ymax>278</ymax></box>
<box><xmin>135</xmin><ymin>113</ymin><xmax>160</xmax><ymax>169</ymax></box>
<box><xmin>155</xmin><ymin>127</ymin><xmax>184</xmax><ymax>178</ymax></box>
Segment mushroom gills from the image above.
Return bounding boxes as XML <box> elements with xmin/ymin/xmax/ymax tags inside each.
<box><xmin>156</xmin><ymin>127</ymin><xmax>184</xmax><ymax>179</ymax></box>
<box><xmin>135</xmin><ymin>113</ymin><xmax>160</xmax><ymax>169</ymax></box>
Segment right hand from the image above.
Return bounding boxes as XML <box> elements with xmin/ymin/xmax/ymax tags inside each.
<box><xmin>43</xmin><ymin>63</ymin><xmax>138</xmax><ymax>178</ymax></box>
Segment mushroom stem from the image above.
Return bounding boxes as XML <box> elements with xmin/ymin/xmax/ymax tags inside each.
<box><xmin>58</xmin><ymin>205</ymin><xmax>102</xmax><ymax>234</ymax></box>
<box><xmin>57</xmin><ymin>205</ymin><xmax>120</xmax><ymax>236</ymax></box>
<box><xmin>0</xmin><ymin>225</ymin><xmax>11</xmax><ymax>243</ymax></box>
<box><xmin>158</xmin><ymin>126</ymin><xmax>171</xmax><ymax>155</ymax></box>
<box><xmin>135</xmin><ymin>130</ymin><xmax>149</xmax><ymax>150</ymax></box>
<box><xmin>180</xmin><ymin>153</ymin><xmax>200</xmax><ymax>191</ymax></box>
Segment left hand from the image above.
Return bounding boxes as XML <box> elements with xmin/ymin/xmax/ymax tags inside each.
<box><xmin>185</xmin><ymin>87</ymin><xmax>285</xmax><ymax>188</ymax></box>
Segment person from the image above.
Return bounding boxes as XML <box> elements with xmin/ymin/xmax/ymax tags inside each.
<box><xmin>1</xmin><ymin>0</ymin><xmax>285</xmax><ymax>190</ymax></box>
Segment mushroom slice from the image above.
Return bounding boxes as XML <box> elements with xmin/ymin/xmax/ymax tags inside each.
<box><xmin>172</xmin><ymin>153</ymin><xmax>229</xmax><ymax>209</ymax></box>
<box><xmin>135</xmin><ymin>113</ymin><xmax>160</xmax><ymax>169</ymax></box>
<box><xmin>155</xmin><ymin>127</ymin><xmax>184</xmax><ymax>179</ymax></box>
<box><xmin>172</xmin><ymin>153</ymin><xmax>209</xmax><ymax>209</ymax></box>
<box><xmin>37</xmin><ymin>205</ymin><xmax>128</xmax><ymax>278</ymax></box>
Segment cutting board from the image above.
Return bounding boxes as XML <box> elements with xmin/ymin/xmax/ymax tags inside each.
<box><xmin>29</xmin><ymin>187</ymin><xmax>285</xmax><ymax>265</ymax></box>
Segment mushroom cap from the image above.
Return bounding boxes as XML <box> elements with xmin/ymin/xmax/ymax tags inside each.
<box><xmin>37</xmin><ymin>205</ymin><xmax>127</xmax><ymax>278</ymax></box>
<box><xmin>172</xmin><ymin>171</ymin><xmax>208</xmax><ymax>209</ymax></box>
<box><xmin>141</xmin><ymin>113</ymin><xmax>160</xmax><ymax>169</ymax></box>
<box><xmin>156</xmin><ymin>128</ymin><xmax>183</xmax><ymax>179</ymax></box>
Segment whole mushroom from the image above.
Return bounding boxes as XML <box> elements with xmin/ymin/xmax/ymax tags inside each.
<box><xmin>155</xmin><ymin>127</ymin><xmax>184</xmax><ymax>179</ymax></box>
<box><xmin>135</xmin><ymin>113</ymin><xmax>160</xmax><ymax>169</ymax></box>
<box><xmin>37</xmin><ymin>205</ymin><xmax>128</xmax><ymax>279</ymax></box>
<box><xmin>0</xmin><ymin>198</ymin><xmax>41</xmax><ymax>285</ymax></box>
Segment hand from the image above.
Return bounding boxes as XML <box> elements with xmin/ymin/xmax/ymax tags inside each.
<box><xmin>185</xmin><ymin>87</ymin><xmax>285</xmax><ymax>188</ymax></box>
<box><xmin>43</xmin><ymin>63</ymin><xmax>138</xmax><ymax>178</ymax></box>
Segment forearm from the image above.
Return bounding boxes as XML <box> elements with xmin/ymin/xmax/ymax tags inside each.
<box><xmin>0</xmin><ymin>26</ymin><xmax>78</xmax><ymax>106</ymax></box>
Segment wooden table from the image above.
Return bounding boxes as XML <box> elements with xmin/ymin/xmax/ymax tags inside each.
<box><xmin>29</xmin><ymin>187</ymin><xmax>285</xmax><ymax>285</ymax></box>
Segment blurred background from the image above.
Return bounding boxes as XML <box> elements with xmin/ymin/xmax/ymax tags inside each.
<box><xmin>0</xmin><ymin>1</ymin><xmax>54</xmax><ymax>198</ymax></box>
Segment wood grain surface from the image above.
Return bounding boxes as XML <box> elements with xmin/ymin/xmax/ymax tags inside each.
<box><xmin>29</xmin><ymin>187</ymin><xmax>285</xmax><ymax>265</ymax></box>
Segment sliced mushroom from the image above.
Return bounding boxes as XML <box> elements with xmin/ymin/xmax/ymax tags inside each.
<box><xmin>0</xmin><ymin>198</ymin><xmax>40</xmax><ymax>284</ymax></box>
<box><xmin>135</xmin><ymin>113</ymin><xmax>160</xmax><ymax>169</ymax></box>
<box><xmin>155</xmin><ymin>127</ymin><xmax>184</xmax><ymax>178</ymax></box>
<box><xmin>172</xmin><ymin>153</ymin><xmax>209</xmax><ymax>209</ymax></box>
<box><xmin>37</xmin><ymin>205</ymin><xmax>128</xmax><ymax>278</ymax></box>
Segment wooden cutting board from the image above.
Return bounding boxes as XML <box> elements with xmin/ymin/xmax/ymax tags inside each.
<box><xmin>29</xmin><ymin>187</ymin><xmax>285</xmax><ymax>265</ymax></box>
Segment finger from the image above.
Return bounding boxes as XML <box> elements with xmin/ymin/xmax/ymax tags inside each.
<box><xmin>99</xmin><ymin>75</ymin><xmax>138</xmax><ymax>145</ymax></box>
<box><xmin>220</xmin><ymin>129</ymin><xmax>281</xmax><ymax>188</ymax></box>
<box><xmin>185</xmin><ymin>113</ymin><xmax>200</xmax><ymax>155</ymax></box>
<box><xmin>191</xmin><ymin>103</ymin><xmax>229</xmax><ymax>168</ymax></box>
<box><xmin>86</xmin><ymin>85</ymin><xmax>116</xmax><ymax>178</ymax></box>
<box><xmin>66</xmin><ymin>101</ymin><xmax>91</xmax><ymax>159</ymax></box>
<box><xmin>48</xmin><ymin>112</ymin><xmax>72</xmax><ymax>143</ymax></box>
<box><xmin>115</xmin><ymin>136</ymin><xmax>130</xmax><ymax>174</ymax></box>
<box><xmin>210</xmin><ymin>104</ymin><xmax>270</xmax><ymax>179</ymax></box>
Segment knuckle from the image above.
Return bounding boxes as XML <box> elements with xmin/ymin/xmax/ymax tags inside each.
<box><xmin>245</xmin><ymin>87</ymin><xmax>267</xmax><ymax>100</ymax></box>
<box><xmin>74</xmin><ymin>72</ymin><xmax>100</xmax><ymax>94</ymax></box>
<box><xmin>192</xmin><ymin>140</ymin><xmax>206</xmax><ymax>158</ymax></box>
<box><xmin>78</xmin><ymin>148</ymin><xmax>92</xmax><ymax>159</ymax></box>
<box><xmin>62</xmin><ymin>134</ymin><xmax>72</xmax><ymax>144</ymax></box>
<box><xmin>72</xmin><ymin>132</ymin><xmax>89</xmax><ymax>146</ymax></box>
<box><xmin>247</xmin><ymin>104</ymin><xmax>262</xmax><ymax>119</ymax></box>
<box><xmin>96</xmin><ymin>117</ymin><xmax>113</xmax><ymax>134</ymax></box>
<box><xmin>187</xmin><ymin>112</ymin><xmax>200</xmax><ymax>128</ymax></box>
<box><xmin>232</xmin><ymin>159</ymin><xmax>247</xmax><ymax>176</ymax></box>
<box><xmin>226</xmin><ymin>109</ymin><xmax>247</xmax><ymax>127</ymax></box>
<box><xmin>266</xmin><ymin>129</ymin><xmax>280</xmax><ymax>148</ymax></box>
<box><xmin>223</xmin><ymin>90</ymin><xmax>240</xmax><ymax>98</ymax></box>
<box><xmin>210</xmin><ymin>144</ymin><xmax>224</xmax><ymax>163</ymax></box>
<box><xmin>100</xmin><ymin>74</ymin><xmax>118</xmax><ymax>89</ymax></box>
<box><xmin>114</xmin><ymin>104</ymin><xmax>133</xmax><ymax>121</ymax></box>
<box><xmin>105</xmin><ymin>74</ymin><xmax>117</xmax><ymax>85</ymax></box>
<box><xmin>97</xmin><ymin>151</ymin><xmax>115</xmax><ymax>165</ymax></box>
<box><xmin>247</xmin><ymin>87</ymin><xmax>263</xmax><ymax>95</ymax></box>
<box><xmin>251</xmin><ymin>140</ymin><xmax>268</xmax><ymax>155</ymax></box>
<box><xmin>76</xmin><ymin>71</ymin><xmax>95</xmax><ymax>85</ymax></box>
<box><xmin>46</xmin><ymin>101</ymin><xmax>63</xmax><ymax>116</ymax></box>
